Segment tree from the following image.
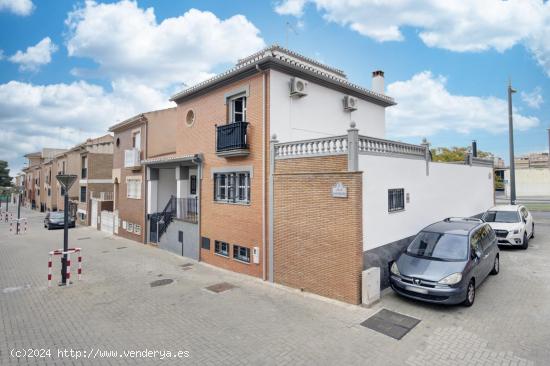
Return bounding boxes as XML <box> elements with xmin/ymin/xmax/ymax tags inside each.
<box><xmin>0</xmin><ymin>160</ymin><xmax>12</xmax><ymax>188</ymax></box>
<box><xmin>430</xmin><ymin>146</ymin><xmax>492</xmax><ymax>162</ymax></box>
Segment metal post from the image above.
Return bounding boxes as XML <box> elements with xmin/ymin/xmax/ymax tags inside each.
<box><xmin>61</xmin><ymin>193</ymin><xmax>69</xmax><ymax>285</ymax></box>
<box><xmin>508</xmin><ymin>82</ymin><xmax>517</xmax><ymax>205</ymax></box>
<box><xmin>547</xmin><ymin>128</ymin><xmax>550</xmax><ymax>170</ymax></box>
<box><xmin>16</xmin><ymin>192</ymin><xmax>21</xmax><ymax>234</ymax></box>
<box><xmin>347</xmin><ymin>121</ymin><xmax>359</xmax><ymax>172</ymax></box>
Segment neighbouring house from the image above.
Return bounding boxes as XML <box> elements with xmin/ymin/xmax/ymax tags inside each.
<box><xmin>22</xmin><ymin>149</ymin><xmax>66</xmax><ymax>211</ymax></box>
<box><xmin>107</xmin><ymin>45</ymin><xmax>494</xmax><ymax>305</ymax></box>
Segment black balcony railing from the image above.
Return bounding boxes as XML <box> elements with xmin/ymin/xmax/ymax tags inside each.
<box><xmin>216</xmin><ymin>121</ymin><xmax>249</xmax><ymax>153</ymax></box>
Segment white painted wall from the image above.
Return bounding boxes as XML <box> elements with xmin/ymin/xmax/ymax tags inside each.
<box><xmin>504</xmin><ymin>168</ymin><xmax>550</xmax><ymax>197</ymax></box>
<box><xmin>269</xmin><ymin>70</ymin><xmax>386</xmax><ymax>142</ymax></box>
<box><xmin>157</xmin><ymin>168</ymin><xmax>177</xmax><ymax>209</ymax></box>
<box><xmin>360</xmin><ymin>155</ymin><xmax>494</xmax><ymax>251</ymax></box>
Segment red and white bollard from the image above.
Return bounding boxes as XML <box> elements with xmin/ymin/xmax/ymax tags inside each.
<box><xmin>47</xmin><ymin>248</ymin><xmax>82</xmax><ymax>287</ymax></box>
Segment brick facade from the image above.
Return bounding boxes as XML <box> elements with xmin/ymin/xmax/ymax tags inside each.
<box><xmin>273</xmin><ymin>155</ymin><xmax>363</xmax><ymax>304</ymax></box>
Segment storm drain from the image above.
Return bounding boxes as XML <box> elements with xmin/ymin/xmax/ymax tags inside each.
<box><xmin>77</xmin><ymin>237</ymin><xmax>91</xmax><ymax>241</ymax></box>
<box><xmin>116</xmin><ymin>246</ymin><xmax>127</xmax><ymax>250</ymax></box>
<box><xmin>101</xmin><ymin>251</ymin><xmax>109</xmax><ymax>254</ymax></box>
<box><xmin>150</xmin><ymin>279</ymin><xmax>174</xmax><ymax>287</ymax></box>
<box><xmin>205</xmin><ymin>282</ymin><xmax>237</xmax><ymax>293</ymax></box>
<box><xmin>180</xmin><ymin>263</ymin><xmax>193</xmax><ymax>271</ymax></box>
<box><xmin>361</xmin><ymin>309</ymin><xmax>420</xmax><ymax>340</ymax></box>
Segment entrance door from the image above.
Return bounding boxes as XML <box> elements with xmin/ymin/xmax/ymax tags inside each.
<box><xmin>100</xmin><ymin>211</ymin><xmax>114</xmax><ymax>234</ymax></box>
<box><xmin>91</xmin><ymin>200</ymin><xmax>98</xmax><ymax>227</ymax></box>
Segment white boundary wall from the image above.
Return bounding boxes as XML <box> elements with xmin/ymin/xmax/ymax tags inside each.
<box><xmin>359</xmin><ymin>155</ymin><xmax>494</xmax><ymax>251</ymax></box>
<box><xmin>504</xmin><ymin>168</ymin><xmax>550</xmax><ymax>197</ymax></box>
<box><xmin>269</xmin><ymin>69</ymin><xmax>386</xmax><ymax>143</ymax></box>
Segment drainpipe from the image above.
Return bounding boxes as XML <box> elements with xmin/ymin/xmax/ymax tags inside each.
<box><xmin>269</xmin><ymin>134</ymin><xmax>278</xmax><ymax>282</ymax></box>
<box><xmin>257</xmin><ymin>64</ymin><xmax>267</xmax><ymax>281</ymax></box>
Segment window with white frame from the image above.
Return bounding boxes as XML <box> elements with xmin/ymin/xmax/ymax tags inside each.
<box><xmin>230</xmin><ymin>95</ymin><xmax>247</xmax><ymax>122</ymax></box>
<box><xmin>214</xmin><ymin>240</ymin><xmax>229</xmax><ymax>257</ymax></box>
<box><xmin>126</xmin><ymin>177</ymin><xmax>142</xmax><ymax>199</ymax></box>
<box><xmin>214</xmin><ymin>172</ymin><xmax>250</xmax><ymax>204</ymax></box>
<box><xmin>233</xmin><ymin>245</ymin><xmax>250</xmax><ymax>263</ymax></box>
<box><xmin>388</xmin><ymin>188</ymin><xmax>405</xmax><ymax>212</ymax></box>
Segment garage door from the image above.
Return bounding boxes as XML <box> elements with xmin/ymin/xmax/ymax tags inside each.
<box><xmin>100</xmin><ymin>210</ymin><xmax>114</xmax><ymax>234</ymax></box>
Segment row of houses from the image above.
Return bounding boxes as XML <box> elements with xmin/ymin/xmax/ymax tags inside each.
<box><xmin>18</xmin><ymin>45</ymin><xmax>495</xmax><ymax>304</ymax></box>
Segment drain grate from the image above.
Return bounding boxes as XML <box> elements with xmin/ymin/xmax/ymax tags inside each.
<box><xmin>77</xmin><ymin>237</ymin><xmax>91</xmax><ymax>240</ymax></box>
<box><xmin>116</xmin><ymin>246</ymin><xmax>127</xmax><ymax>250</ymax></box>
<box><xmin>102</xmin><ymin>251</ymin><xmax>109</xmax><ymax>253</ymax></box>
<box><xmin>150</xmin><ymin>279</ymin><xmax>173</xmax><ymax>287</ymax></box>
<box><xmin>361</xmin><ymin>309</ymin><xmax>420</xmax><ymax>340</ymax></box>
<box><xmin>180</xmin><ymin>263</ymin><xmax>193</xmax><ymax>267</ymax></box>
<box><xmin>205</xmin><ymin>282</ymin><xmax>237</xmax><ymax>293</ymax></box>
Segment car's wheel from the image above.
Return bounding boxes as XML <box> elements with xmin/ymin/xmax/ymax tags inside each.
<box><xmin>463</xmin><ymin>279</ymin><xmax>475</xmax><ymax>307</ymax></box>
<box><xmin>490</xmin><ymin>255</ymin><xmax>499</xmax><ymax>275</ymax></box>
<box><xmin>531</xmin><ymin>224</ymin><xmax>535</xmax><ymax>239</ymax></box>
<box><xmin>521</xmin><ymin>231</ymin><xmax>529</xmax><ymax>250</ymax></box>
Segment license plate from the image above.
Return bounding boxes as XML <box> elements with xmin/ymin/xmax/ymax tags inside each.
<box><xmin>405</xmin><ymin>286</ymin><xmax>428</xmax><ymax>294</ymax></box>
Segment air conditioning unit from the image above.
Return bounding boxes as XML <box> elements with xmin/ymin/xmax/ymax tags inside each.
<box><xmin>343</xmin><ymin>95</ymin><xmax>358</xmax><ymax>111</ymax></box>
<box><xmin>290</xmin><ymin>77</ymin><xmax>308</xmax><ymax>97</ymax></box>
<box><xmin>252</xmin><ymin>246</ymin><xmax>260</xmax><ymax>264</ymax></box>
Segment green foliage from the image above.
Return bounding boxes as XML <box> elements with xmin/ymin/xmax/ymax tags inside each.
<box><xmin>0</xmin><ymin>160</ymin><xmax>12</xmax><ymax>188</ymax></box>
<box><xmin>430</xmin><ymin>147</ymin><xmax>492</xmax><ymax>162</ymax></box>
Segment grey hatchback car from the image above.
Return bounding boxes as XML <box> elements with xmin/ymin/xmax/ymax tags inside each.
<box><xmin>390</xmin><ymin>218</ymin><xmax>500</xmax><ymax>306</ymax></box>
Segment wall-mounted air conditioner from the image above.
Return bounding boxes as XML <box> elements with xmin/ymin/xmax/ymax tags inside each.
<box><xmin>343</xmin><ymin>95</ymin><xmax>358</xmax><ymax>111</ymax></box>
<box><xmin>290</xmin><ymin>77</ymin><xmax>308</xmax><ymax>97</ymax></box>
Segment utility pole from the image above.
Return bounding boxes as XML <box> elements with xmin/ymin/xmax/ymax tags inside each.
<box><xmin>508</xmin><ymin>81</ymin><xmax>517</xmax><ymax>205</ymax></box>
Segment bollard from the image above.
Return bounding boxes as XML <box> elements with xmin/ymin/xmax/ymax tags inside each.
<box><xmin>47</xmin><ymin>248</ymin><xmax>82</xmax><ymax>287</ymax></box>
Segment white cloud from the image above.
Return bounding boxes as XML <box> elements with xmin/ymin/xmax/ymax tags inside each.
<box><xmin>386</xmin><ymin>71</ymin><xmax>539</xmax><ymax>138</ymax></box>
<box><xmin>0</xmin><ymin>80</ymin><xmax>172</xmax><ymax>173</ymax></box>
<box><xmin>65</xmin><ymin>0</ymin><xmax>265</xmax><ymax>88</ymax></box>
<box><xmin>9</xmin><ymin>37</ymin><xmax>58</xmax><ymax>72</ymax></box>
<box><xmin>275</xmin><ymin>0</ymin><xmax>307</xmax><ymax>17</ymax></box>
<box><xmin>0</xmin><ymin>0</ymin><xmax>34</xmax><ymax>16</ymax></box>
<box><xmin>275</xmin><ymin>0</ymin><xmax>550</xmax><ymax>75</ymax></box>
<box><xmin>520</xmin><ymin>87</ymin><xmax>544</xmax><ymax>109</ymax></box>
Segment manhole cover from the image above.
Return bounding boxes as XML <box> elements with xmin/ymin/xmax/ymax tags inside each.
<box><xmin>150</xmin><ymin>279</ymin><xmax>173</xmax><ymax>287</ymax></box>
<box><xmin>77</xmin><ymin>237</ymin><xmax>91</xmax><ymax>240</ymax></box>
<box><xmin>116</xmin><ymin>246</ymin><xmax>127</xmax><ymax>250</ymax></box>
<box><xmin>361</xmin><ymin>309</ymin><xmax>420</xmax><ymax>340</ymax></box>
<box><xmin>205</xmin><ymin>282</ymin><xmax>237</xmax><ymax>293</ymax></box>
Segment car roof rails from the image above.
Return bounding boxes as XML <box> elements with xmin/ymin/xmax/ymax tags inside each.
<box><xmin>443</xmin><ymin>217</ymin><xmax>484</xmax><ymax>223</ymax></box>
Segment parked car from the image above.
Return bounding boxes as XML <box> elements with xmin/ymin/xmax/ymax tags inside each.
<box><xmin>44</xmin><ymin>211</ymin><xmax>75</xmax><ymax>230</ymax></box>
<box><xmin>390</xmin><ymin>217</ymin><xmax>499</xmax><ymax>306</ymax></box>
<box><xmin>482</xmin><ymin>205</ymin><xmax>534</xmax><ymax>249</ymax></box>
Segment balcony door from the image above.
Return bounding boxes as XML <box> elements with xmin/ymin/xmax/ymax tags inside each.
<box><xmin>132</xmin><ymin>130</ymin><xmax>141</xmax><ymax>150</ymax></box>
<box><xmin>230</xmin><ymin>95</ymin><xmax>246</xmax><ymax>123</ymax></box>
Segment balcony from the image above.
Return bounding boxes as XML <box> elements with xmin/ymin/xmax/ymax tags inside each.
<box><xmin>216</xmin><ymin>122</ymin><xmax>249</xmax><ymax>157</ymax></box>
<box><xmin>124</xmin><ymin>148</ymin><xmax>141</xmax><ymax>169</ymax></box>
<box><xmin>90</xmin><ymin>191</ymin><xmax>114</xmax><ymax>201</ymax></box>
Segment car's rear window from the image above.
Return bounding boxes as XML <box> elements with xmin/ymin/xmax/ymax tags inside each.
<box><xmin>483</xmin><ymin>211</ymin><xmax>520</xmax><ymax>223</ymax></box>
<box><xmin>407</xmin><ymin>231</ymin><xmax>468</xmax><ymax>261</ymax></box>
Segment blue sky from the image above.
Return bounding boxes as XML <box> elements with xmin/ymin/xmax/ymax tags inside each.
<box><xmin>1</xmin><ymin>0</ymin><xmax>549</xmax><ymax>174</ymax></box>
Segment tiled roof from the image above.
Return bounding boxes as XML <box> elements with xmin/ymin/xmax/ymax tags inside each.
<box><xmin>141</xmin><ymin>153</ymin><xmax>197</xmax><ymax>165</ymax></box>
<box><xmin>170</xmin><ymin>44</ymin><xmax>395</xmax><ymax>106</ymax></box>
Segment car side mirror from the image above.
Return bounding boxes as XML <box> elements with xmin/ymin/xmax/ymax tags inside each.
<box><xmin>474</xmin><ymin>249</ymin><xmax>483</xmax><ymax>259</ymax></box>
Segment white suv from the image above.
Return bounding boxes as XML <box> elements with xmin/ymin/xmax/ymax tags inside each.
<box><xmin>482</xmin><ymin>205</ymin><xmax>534</xmax><ymax>249</ymax></box>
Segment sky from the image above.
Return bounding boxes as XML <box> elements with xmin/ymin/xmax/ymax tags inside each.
<box><xmin>1</xmin><ymin>0</ymin><xmax>550</xmax><ymax>174</ymax></box>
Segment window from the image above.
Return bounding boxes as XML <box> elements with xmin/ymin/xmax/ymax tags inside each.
<box><xmin>233</xmin><ymin>245</ymin><xmax>250</xmax><ymax>263</ymax></box>
<box><xmin>132</xmin><ymin>131</ymin><xmax>141</xmax><ymax>150</ymax></box>
<box><xmin>201</xmin><ymin>237</ymin><xmax>211</xmax><ymax>250</ymax></box>
<box><xmin>126</xmin><ymin>177</ymin><xmax>142</xmax><ymax>199</ymax></box>
<box><xmin>81</xmin><ymin>156</ymin><xmax>88</xmax><ymax>178</ymax></box>
<box><xmin>230</xmin><ymin>96</ymin><xmax>247</xmax><ymax>122</ymax></box>
<box><xmin>80</xmin><ymin>186</ymin><xmax>87</xmax><ymax>203</ymax></box>
<box><xmin>214</xmin><ymin>241</ymin><xmax>229</xmax><ymax>257</ymax></box>
<box><xmin>388</xmin><ymin>188</ymin><xmax>405</xmax><ymax>212</ymax></box>
<box><xmin>185</xmin><ymin>110</ymin><xmax>195</xmax><ymax>127</ymax></box>
<box><xmin>47</xmin><ymin>188</ymin><xmax>51</xmax><ymax>197</ymax></box>
<box><xmin>214</xmin><ymin>172</ymin><xmax>250</xmax><ymax>204</ymax></box>
<box><xmin>190</xmin><ymin>175</ymin><xmax>197</xmax><ymax>195</ymax></box>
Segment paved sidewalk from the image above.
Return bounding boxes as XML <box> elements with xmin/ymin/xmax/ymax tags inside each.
<box><xmin>1</xmin><ymin>207</ymin><xmax>549</xmax><ymax>365</ymax></box>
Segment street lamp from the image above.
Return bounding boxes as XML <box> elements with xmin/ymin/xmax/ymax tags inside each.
<box><xmin>56</xmin><ymin>174</ymin><xmax>77</xmax><ymax>286</ymax></box>
<box><xmin>508</xmin><ymin>81</ymin><xmax>517</xmax><ymax>205</ymax></box>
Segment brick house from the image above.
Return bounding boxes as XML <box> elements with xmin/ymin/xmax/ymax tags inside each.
<box><xmin>22</xmin><ymin>149</ymin><xmax>66</xmax><ymax>211</ymax></box>
<box><xmin>108</xmin><ymin>45</ymin><xmax>494</xmax><ymax>304</ymax></box>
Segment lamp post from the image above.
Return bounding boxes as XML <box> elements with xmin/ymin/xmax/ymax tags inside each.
<box><xmin>508</xmin><ymin>81</ymin><xmax>517</xmax><ymax>205</ymax></box>
<box><xmin>55</xmin><ymin>174</ymin><xmax>77</xmax><ymax>286</ymax></box>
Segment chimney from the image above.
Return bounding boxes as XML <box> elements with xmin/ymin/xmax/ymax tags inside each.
<box><xmin>472</xmin><ymin>140</ymin><xmax>478</xmax><ymax>158</ymax></box>
<box><xmin>372</xmin><ymin>70</ymin><xmax>385</xmax><ymax>94</ymax></box>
